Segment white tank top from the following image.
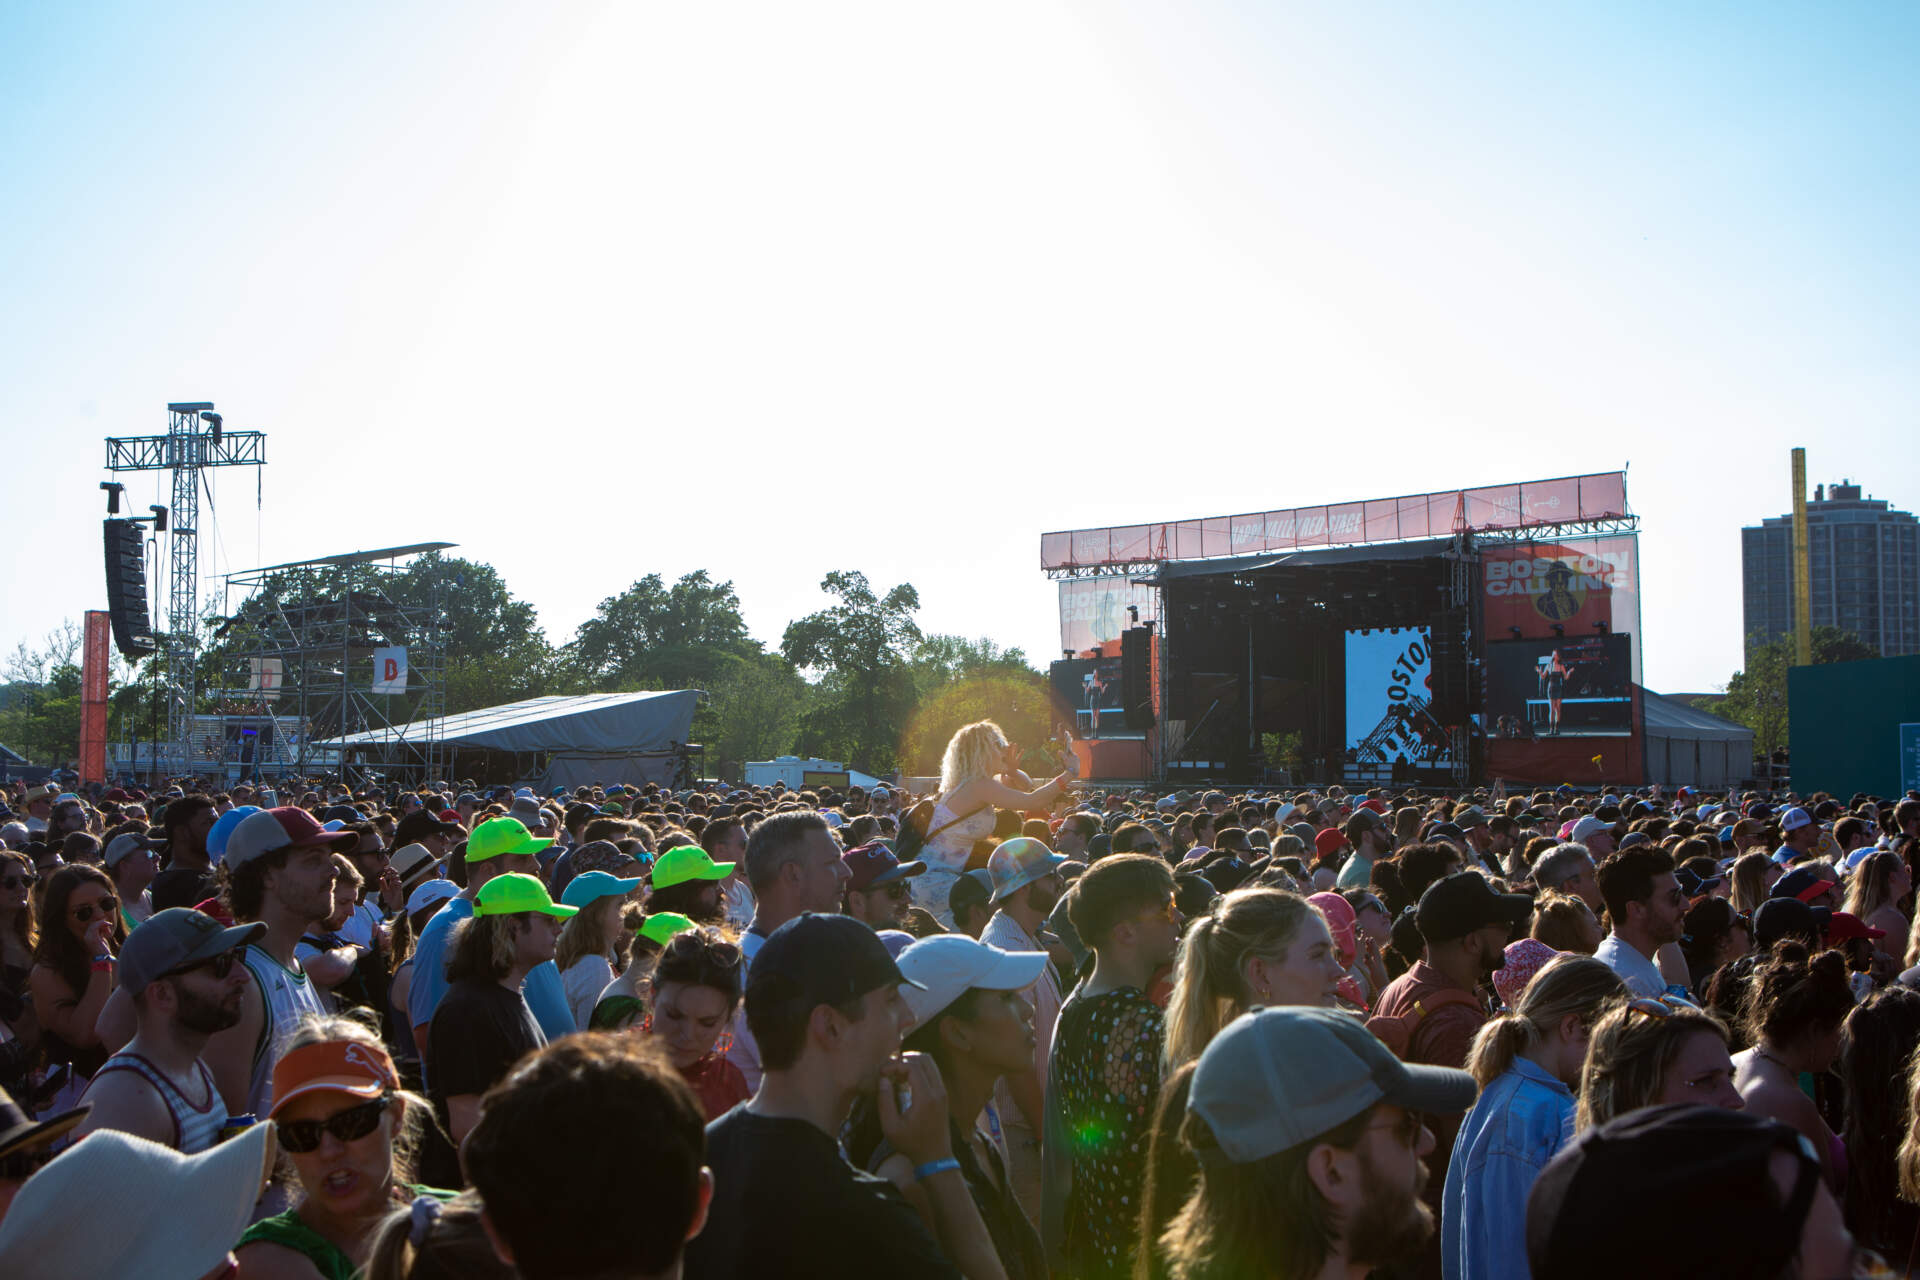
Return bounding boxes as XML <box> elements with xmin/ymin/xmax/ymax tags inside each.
<box><xmin>240</xmin><ymin>944</ymin><xmax>327</xmax><ymax>1117</ymax></box>
<box><xmin>91</xmin><ymin>1051</ymin><xmax>228</xmax><ymax>1153</ymax></box>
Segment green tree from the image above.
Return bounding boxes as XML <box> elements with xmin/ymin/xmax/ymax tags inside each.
<box><xmin>1706</xmin><ymin>626</ymin><xmax>1878</xmax><ymax>760</ymax></box>
<box><xmin>394</xmin><ymin>553</ymin><xmax>543</xmax><ymax>662</ymax></box>
<box><xmin>569</xmin><ymin>571</ymin><xmax>760</xmax><ymax>691</ymax></box>
<box><xmin>703</xmin><ymin>653</ymin><xmax>811</xmax><ymax>781</ymax></box>
<box><xmin>896</xmin><ymin>635</ymin><xmax>1049</xmax><ymax>777</ymax></box>
<box><xmin>781</xmin><ymin>572</ymin><xmax>922</xmax><ymax>774</ymax></box>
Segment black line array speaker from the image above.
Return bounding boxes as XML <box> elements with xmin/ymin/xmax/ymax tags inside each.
<box><xmin>1121</xmin><ymin>626</ymin><xmax>1154</xmax><ymax>730</ymax></box>
<box><xmin>104</xmin><ymin>519</ymin><xmax>158</xmax><ymax>658</ymax></box>
<box><xmin>1428</xmin><ymin>608</ymin><xmax>1468</xmax><ymax>723</ymax></box>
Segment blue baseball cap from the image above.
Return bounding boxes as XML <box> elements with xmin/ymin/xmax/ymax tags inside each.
<box><xmin>559</xmin><ymin>869</ymin><xmax>647</xmax><ymax>909</ymax></box>
<box><xmin>206</xmin><ymin>805</ymin><xmax>263</xmax><ymax>863</ymax></box>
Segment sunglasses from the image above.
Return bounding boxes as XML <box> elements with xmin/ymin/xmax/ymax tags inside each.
<box><xmin>70</xmin><ymin>895</ymin><xmax>120</xmax><ymax>923</ymax></box>
<box><xmin>275</xmin><ymin>1096</ymin><xmax>389</xmax><ymax>1153</ymax></box>
<box><xmin>163</xmin><ymin>949</ymin><xmax>239</xmax><ymax>982</ymax></box>
<box><xmin>1367</xmin><ymin>1108</ymin><xmax>1425</xmax><ymax>1149</ymax></box>
<box><xmin>0</xmin><ymin>873</ymin><xmax>34</xmax><ymax>891</ymax></box>
<box><xmin>1623</xmin><ymin>995</ymin><xmax>1693</xmax><ymax>1023</ymax></box>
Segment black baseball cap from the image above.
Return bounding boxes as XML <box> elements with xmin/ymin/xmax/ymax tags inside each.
<box><xmin>744</xmin><ymin>914</ymin><xmax>925</xmax><ymax>1028</ymax></box>
<box><xmin>1752</xmin><ymin>896</ymin><xmax>1830</xmax><ymax>949</ymax></box>
<box><xmin>394</xmin><ymin>810</ymin><xmax>462</xmax><ymax>846</ymax></box>
<box><xmin>1527</xmin><ymin>1104</ymin><xmax>1821</xmax><ymax>1280</ymax></box>
<box><xmin>1415</xmin><ymin>871</ymin><xmax>1533</xmax><ymax>944</ymax></box>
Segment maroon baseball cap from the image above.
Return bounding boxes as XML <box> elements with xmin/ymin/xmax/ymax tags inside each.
<box><xmin>842</xmin><ymin>842</ymin><xmax>926</xmax><ymax>892</ymax></box>
<box><xmin>225</xmin><ymin>806</ymin><xmax>359</xmax><ymax>870</ymax></box>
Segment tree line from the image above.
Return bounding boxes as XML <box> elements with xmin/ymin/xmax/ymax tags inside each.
<box><xmin>0</xmin><ymin>555</ymin><xmax>1061</xmax><ymax>781</ymax></box>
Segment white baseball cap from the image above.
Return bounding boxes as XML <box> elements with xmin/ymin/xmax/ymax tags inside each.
<box><xmin>405</xmin><ymin>878</ymin><xmax>460</xmax><ymax>916</ymax></box>
<box><xmin>1569</xmin><ymin>815</ymin><xmax>1610</xmax><ymax>844</ymax></box>
<box><xmin>896</xmin><ymin>935</ymin><xmax>1048</xmax><ymax>1028</ymax></box>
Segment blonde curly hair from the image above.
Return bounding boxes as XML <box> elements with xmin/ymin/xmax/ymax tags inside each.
<box><xmin>940</xmin><ymin>720</ymin><xmax>1010</xmax><ymax>795</ymax></box>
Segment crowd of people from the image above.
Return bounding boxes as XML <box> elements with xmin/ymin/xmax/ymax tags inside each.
<box><xmin>0</xmin><ymin>726</ymin><xmax>1918</xmax><ymax>1278</ymax></box>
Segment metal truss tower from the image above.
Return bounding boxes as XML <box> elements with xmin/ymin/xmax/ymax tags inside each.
<box><xmin>105</xmin><ymin>403</ymin><xmax>267</xmax><ymax>772</ymax></box>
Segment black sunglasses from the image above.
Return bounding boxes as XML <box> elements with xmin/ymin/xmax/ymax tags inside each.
<box><xmin>275</xmin><ymin>1096</ymin><xmax>389</xmax><ymax>1153</ymax></box>
<box><xmin>0</xmin><ymin>873</ymin><xmax>34</xmax><ymax>891</ymax></box>
<box><xmin>163</xmin><ymin>949</ymin><xmax>239</xmax><ymax>982</ymax></box>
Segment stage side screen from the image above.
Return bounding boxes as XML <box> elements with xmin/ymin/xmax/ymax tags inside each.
<box><xmin>1344</xmin><ymin>627</ymin><xmax>1451</xmax><ymax>765</ymax></box>
<box><xmin>1486</xmin><ymin>635</ymin><xmax>1633</xmax><ymax>738</ymax></box>
<box><xmin>1049</xmin><ymin>656</ymin><xmax>1126</xmax><ymax>738</ymax></box>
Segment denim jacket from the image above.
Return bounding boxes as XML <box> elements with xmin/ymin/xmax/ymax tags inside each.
<box><xmin>1442</xmin><ymin>1056</ymin><xmax>1573</xmax><ymax>1280</ymax></box>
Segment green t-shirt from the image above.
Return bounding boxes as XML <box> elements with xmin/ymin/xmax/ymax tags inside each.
<box><xmin>237</xmin><ymin>1185</ymin><xmax>454</xmax><ymax>1280</ymax></box>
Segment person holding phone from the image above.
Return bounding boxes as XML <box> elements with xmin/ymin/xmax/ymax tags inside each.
<box><xmin>917</xmin><ymin>722</ymin><xmax>1077</xmax><ymax>928</ymax></box>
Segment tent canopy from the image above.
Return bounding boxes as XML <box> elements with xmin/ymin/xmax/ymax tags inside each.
<box><xmin>317</xmin><ymin>690</ymin><xmax>697</xmax><ymax>755</ymax></box>
<box><xmin>1641</xmin><ymin>690</ymin><xmax>1754</xmax><ymax>789</ymax></box>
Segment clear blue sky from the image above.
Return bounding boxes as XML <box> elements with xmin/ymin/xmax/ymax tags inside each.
<box><xmin>5</xmin><ymin>2</ymin><xmax>1916</xmax><ymax>694</ymax></box>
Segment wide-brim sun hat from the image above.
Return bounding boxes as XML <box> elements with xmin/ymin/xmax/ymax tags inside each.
<box><xmin>0</xmin><ymin>1123</ymin><xmax>275</xmax><ymax>1280</ymax></box>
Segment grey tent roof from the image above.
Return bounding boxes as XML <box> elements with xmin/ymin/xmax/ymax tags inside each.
<box><xmin>1138</xmin><ymin>537</ymin><xmax>1456</xmax><ymax>584</ymax></box>
<box><xmin>316</xmin><ymin>690</ymin><xmax>698</xmax><ymax>752</ymax></box>
<box><xmin>1642</xmin><ymin>690</ymin><xmax>1751</xmax><ymax>741</ymax></box>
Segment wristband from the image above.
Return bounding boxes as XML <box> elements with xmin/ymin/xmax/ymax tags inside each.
<box><xmin>913</xmin><ymin>1158</ymin><xmax>961</xmax><ymax>1182</ymax></box>
<box><xmin>91</xmin><ymin>953</ymin><xmax>114</xmax><ymax>965</ymax></box>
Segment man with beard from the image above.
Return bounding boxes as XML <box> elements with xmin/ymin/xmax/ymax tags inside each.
<box><xmin>1044</xmin><ymin>853</ymin><xmax>1181</xmax><ymax>1279</ymax></box>
<box><xmin>1593</xmin><ymin>847</ymin><xmax>1687</xmax><ymax>999</ymax></box>
<box><xmin>148</xmin><ymin>793</ymin><xmax>219</xmax><ymax>913</ymax></box>
<box><xmin>74</xmin><ymin>908</ymin><xmax>261</xmax><ymax>1152</ymax></box>
<box><xmin>981</xmin><ymin>837</ymin><xmax>1069</xmax><ymax>1218</ymax></box>
<box><xmin>685</xmin><ymin>913</ymin><xmax>990</xmax><ymax>1280</ymax></box>
<box><xmin>1367</xmin><ymin>871</ymin><xmax>1528</xmax><ymax>1279</ymax></box>
<box><xmin>1162</xmin><ymin>1006</ymin><xmax>1477</xmax><ymax>1280</ymax></box>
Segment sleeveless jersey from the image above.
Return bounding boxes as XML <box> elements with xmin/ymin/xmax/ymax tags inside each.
<box><xmin>240</xmin><ymin>944</ymin><xmax>328</xmax><ymax>1117</ymax></box>
<box><xmin>91</xmin><ymin>1050</ymin><xmax>228</xmax><ymax>1153</ymax></box>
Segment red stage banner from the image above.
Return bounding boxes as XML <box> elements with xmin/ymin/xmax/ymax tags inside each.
<box><xmin>1481</xmin><ymin>534</ymin><xmax>1639</xmax><ymax>640</ymax></box>
<box><xmin>1059</xmin><ymin>577</ymin><xmax>1159</xmax><ymax>656</ymax></box>
<box><xmin>80</xmin><ymin>611</ymin><xmax>110</xmax><ymax>784</ymax></box>
<box><xmin>1040</xmin><ymin>472</ymin><xmax>1630</xmax><ymax>570</ymax></box>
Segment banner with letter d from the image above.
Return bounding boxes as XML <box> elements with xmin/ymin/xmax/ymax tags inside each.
<box><xmin>372</xmin><ymin>647</ymin><xmax>408</xmax><ymax>695</ymax></box>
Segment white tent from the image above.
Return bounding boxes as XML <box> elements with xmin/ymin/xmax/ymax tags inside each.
<box><xmin>317</xmin><ymin>690</ymin><xmax>698</xmax><ymax>790</ymax></box>
<box><xmin>1642</xmin><ymin>691</ymin><xmax>1753</xmax><ymax>790</ymax></box>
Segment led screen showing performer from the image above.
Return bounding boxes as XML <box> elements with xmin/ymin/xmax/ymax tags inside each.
<box><xmin>1047</xmin><ymin>656</ymin><xmax>1126</xmax><ymax>739</ymax></box>
<box><xmin>1485</xmin><ymin>634</ymin><xmax>1632</xmax><ymax>737</ymax></box>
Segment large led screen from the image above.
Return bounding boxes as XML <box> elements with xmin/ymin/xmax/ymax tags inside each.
<box><xmin>1486</xmin><ymin>634</ymin><xmax>1633</xmax><ymax>738</ymax></box>
<box><xmin>1345</xmin><ymin>627</ymin><xmax>1450</xmax><ymax>764</ymax></box>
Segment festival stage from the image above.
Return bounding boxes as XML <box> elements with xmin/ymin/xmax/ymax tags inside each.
<box><xmin>1042</xmin><ymin>474</ymin><xmax>1648</xmax><ymax>788</ymax></box>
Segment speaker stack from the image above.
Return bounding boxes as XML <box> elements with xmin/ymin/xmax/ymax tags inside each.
<box><xmin>104</xmin><ymin>519</ymin><xmax>158</xmax><ymax>658</ymax></box>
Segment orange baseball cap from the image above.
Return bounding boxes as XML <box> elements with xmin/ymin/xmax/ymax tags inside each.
<box><xmin>268</xmin><ymin>1039</ymin><xmax>399</xmax><ymax>1117</ymax></box>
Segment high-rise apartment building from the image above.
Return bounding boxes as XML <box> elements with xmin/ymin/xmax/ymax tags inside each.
<box><xmin>1741</xmin><ymin>480</ymin><xmax>1920</xmax><ymax>660</ymax></box>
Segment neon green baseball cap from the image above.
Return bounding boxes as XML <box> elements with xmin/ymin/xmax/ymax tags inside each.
<box><xmin>636</xmin><ymin>912</ymin><xmax>697</xmax><ymax>947</ymax></box>
<box><xmin>651</xmin><ymin>845</ymin><xmax>734</xmax><ymax>890</ymax></box>
<box><xmin>466</xmin><ymin>817</ymin><xmax>555</xmax><ymax>863</ymax></box>
<box><xmin>473</xmin><ymin>872</ymin><xmax>576</xmax><ymax>919</ymax></box>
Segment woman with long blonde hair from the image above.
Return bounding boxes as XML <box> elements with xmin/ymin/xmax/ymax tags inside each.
<box><xmin>1730</xmin><ymin>851</ymin><xmax>1779</xmax><ymax>915</ymax></box>
<box><xmin>914</xmin><ymin>720</ymin><xmax>1077</xmax><ymax>925</ymax></box>
<box><xmin>1578</xmin><ymin>998</ymin><xmax>1742</xmax><ymax>1130</ymax></box>
<box><xmin>1844</xmin><ymin>851</ymin><xmax>1911</xmax><ymax>952</ymax></box>
<box><xmin>1446</xmin><ymin>956</ymin><xmax>1625</xmax><ymax>1280</ymax></box>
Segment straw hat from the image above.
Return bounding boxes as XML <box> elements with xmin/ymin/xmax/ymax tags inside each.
<box><xmin>0</xmin><ymin>1123</ymin><xmax>275</xmax><ymax>1279</ymax></box>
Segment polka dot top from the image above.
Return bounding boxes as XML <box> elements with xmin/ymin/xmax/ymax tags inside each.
<box><xmin>1053</xmin><ymin>985</ymin><xmax>1165</xmax><ymax>1280</ymax></box>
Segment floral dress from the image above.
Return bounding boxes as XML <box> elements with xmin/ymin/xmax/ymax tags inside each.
<box><xmin>1052</xmin><ymin>986</ymin><xmax>1164</xmax><ymax>1280</ymax></box>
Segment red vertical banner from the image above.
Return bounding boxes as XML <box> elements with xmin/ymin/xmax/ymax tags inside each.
<box><xmin>80</xmin><ymin>611</ymin><xmax>110</xmax><ymax>785</ymax></box>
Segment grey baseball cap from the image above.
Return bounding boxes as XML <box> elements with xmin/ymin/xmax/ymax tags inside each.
<box><xmin>119</xmin><ymin>908</ymin><xmax>264</xmax><ymax>998</ymax></box>
<box><xmin>1189</xmin><ymin>1006</ymin><xmax>1476</xmax><ymax>1163</ymax></box>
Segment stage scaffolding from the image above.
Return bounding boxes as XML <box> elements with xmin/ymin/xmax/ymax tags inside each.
<box><xmin>210</xmin><ymin>543</ymin><xmax>455</xmax><ymax>786</ymax></box>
